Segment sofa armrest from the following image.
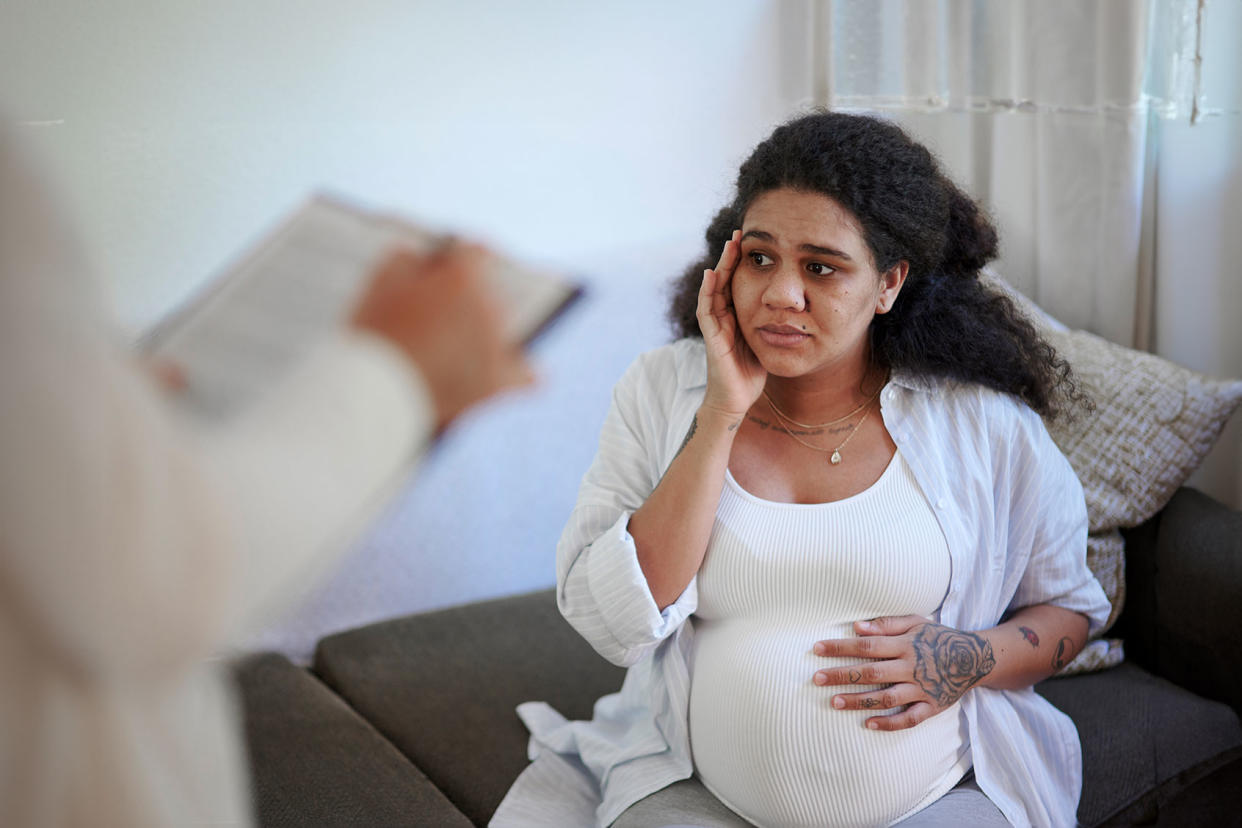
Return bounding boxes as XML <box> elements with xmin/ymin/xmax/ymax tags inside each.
<box><xmin>1118</xmin><ymin>487</ymin><xmax>1242</xmax><ymax>713</ymax></box>
<box><xmin>234</xmin><ymin>652</ymin><xmax>472</xmax><ymax>827</ymax></box>
<box><xmin>312</xmin><ymin>588</ymin><xmax>626</xmax><ymax>826</ymax></box>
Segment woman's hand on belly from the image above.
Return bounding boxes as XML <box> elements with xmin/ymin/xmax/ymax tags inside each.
<box><xmin>810</xmin><ymin>616</ymin><xmax>996</xmax><ymax>731</ymax></box>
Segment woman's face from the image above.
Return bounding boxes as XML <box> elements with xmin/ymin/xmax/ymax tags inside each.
<box><xmin>731</xmin><ymin>187</ymin><xmax>906</xmax><ymax>382</ymax></box>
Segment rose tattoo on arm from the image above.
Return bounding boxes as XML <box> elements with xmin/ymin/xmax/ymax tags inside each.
<box><xmin>911</xmin><ymin>624</ymin><xmax>996</xmax><ymax>707</ymax></box>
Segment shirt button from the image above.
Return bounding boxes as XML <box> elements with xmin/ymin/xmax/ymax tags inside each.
<box><xmin>936</xmin><ymin>498</ymin><xmax>946</xmax><ymax>510</ymax></box>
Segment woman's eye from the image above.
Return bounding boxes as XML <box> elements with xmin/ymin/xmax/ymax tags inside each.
<box><xmin>806</xmin><ymin>262</ymin><xmax>835</xmax><ymax>276</ymax></box>
<box><xmin>748</xmin><ymin>251</ymin><xmax>773</xmax><ymax>266</ymax></box>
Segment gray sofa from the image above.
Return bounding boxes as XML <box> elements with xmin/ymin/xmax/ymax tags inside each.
<box><xmin>236</xmin><ymin>487</ymin><xmax>1242</xmax><ymax>827</ymax></box>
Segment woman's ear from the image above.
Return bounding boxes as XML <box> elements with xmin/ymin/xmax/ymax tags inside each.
<box><xmin>876</xmin><ymin>261</ymin><xmax>909</xmax><ymax>314</ymax></box>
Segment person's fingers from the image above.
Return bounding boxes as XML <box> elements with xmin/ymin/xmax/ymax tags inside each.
<box><xmin>696</xmin><ymin>268</ymin><xmax>720</xmax><ymax>337</ymax></box>
<box><xmin>702</xmin><ymin>236</ymin><xmax>740</xmax><ymax>327</ymax></box>
<box><xmin>712</xmin><ymin>229</ymin><xmax>740</xmax><ymax>273</ymax></box>
<box><xmin>856</xmin><ymin>615</ymin><xmax>928</xmax><ymax>636</ymax></box>
<box><xmin>411</xmin><ymin>238</ymin><xmax>489</xmax><ymax>295</ymax></box>
<box><xmin>830</xmin><ymin>683</ymin><xmax>924</xmax><ymax>712</ymax></box>
<box><xmin>145</xmin><ymin>358</ymin><xmax>188</xmax><ymax>394</ymax></box>
<box><xmin>444</xmin><ymin>240</ymin><xmax>493</xmax><ymax>272</ymax></box>
<box><xmin>424</xmin><ymin>234</ymin><xmax>460</xmax><ymax>261</ymax></box>
<box><xmin>382</xmin><ymin>246</ymin><xmax>430</xmax><ymax>279</ymax></box>
<box><xmin>711</xmin><ymin>235</ymin><xmax>730</xmax><ymax>272</ymax></box>
<box><xmin>813</xmin><ymin>634</ymin><xmax>908</xmax><ymax>660</ymax></box>
<box><xmin>497</xmin><ymin>348</ymin><xmax>536</xmax><ymax>392</ymax></box>
<box><xmin>355</xmin><ymin>235</ymin><xmax>529</xmax><ymax>429</ymax></box>
<box><xmin>812</xmin><ymin>658</ymin><xmax>908</xmax><ymax>687</ymax></box>
<box><xmin>708</xmin><ymin>232</ymin><xmax>741</xmax><ymax>324</ymax></box>
<box><xmin>864</xmin><ymin>700</ymin><xmax>936</xmax><ymax>731</ymax></box>
<box><xmin>712</xmin><ymin>230</ymin><xmax>742</xmax><ymax>305</ymax></box>
<box><xmin>514</xmin><ymin>359</ymin><xmax>537</xmax><ymax>388</ymax></box>
<box><xmin>710</xmin><ymin>261</ymin><xmax>731</xmax><ymax>319</ymax></box>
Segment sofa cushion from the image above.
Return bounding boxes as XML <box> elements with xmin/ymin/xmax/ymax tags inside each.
<box><xmin>983</xmin><ymin>271</ymin><xmax>1242</xmax><ymax>656</ymax></box>
<box><xmin>1041</xmin><ymin>328</ymin><xmax>1242</xmax><ymax>535</ymax></box>
<box><xmin>235</xmin><ymin>652</ymin><xmax>471</xmax><ymax>827</ymax></box>
<box><xmin>313</xmin><ymin>588</ymin><xmax>626</xmax><ymax>826</ymax></box>
<box><xmin>1036</xmin><ymin>661</ymin><xmax>1242</xmax><ymax>826</ymax></box>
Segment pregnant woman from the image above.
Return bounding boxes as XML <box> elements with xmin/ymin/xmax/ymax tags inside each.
<box><xmin>493</xmin><ymin>111</ymin><xmax>1109</xmax><ymax>828</ymax></box>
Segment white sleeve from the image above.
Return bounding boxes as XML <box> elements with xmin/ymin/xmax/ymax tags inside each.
<box><xmin>201</xmin><ymin>330</ymin><xmax>432</xmax><ymax>640</ymax></box>
<box><xmin>0</xmin><ymin>125</ymin><xmax>432</xmax><ymax>676</ymax></box>
<box><xmin>1004</xmin><ymin>405</ymin><xmax>1112</xmax><ymax>636</ymax></box>
<box><xmin>556</xmin><ymin>352</ymin><xmax>698</xmax><ymax>667</ymax></box>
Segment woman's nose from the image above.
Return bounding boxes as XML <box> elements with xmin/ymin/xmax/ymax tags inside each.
<box><xmin>762</xmin><ymin>266</ymin><xmax>805</xmax><ymax>311</ymax></box>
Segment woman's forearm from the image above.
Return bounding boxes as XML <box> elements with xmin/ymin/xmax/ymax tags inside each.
<box><xmin>978</xmin><ymin>604</ymin><xmax>1090</xmax><ymax>691</ymax></box>
<box><xmin>628</xmin><ymin>405</ymin><xmax>741</xmax><ymax>610</ymax></box>
<box><xmin>812</xmin><ymin>602</ymin><xmax>1092</xmax><ymax>729</ymax></box>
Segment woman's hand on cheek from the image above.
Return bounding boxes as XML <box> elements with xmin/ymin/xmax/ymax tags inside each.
<box><xmin>811</xmin><ymin>616</ymin><xmax>996</xmax><ymax>731</ymax></box>
<box><xmin>698</xmin><ymin>229</ymin><xmax>766</xmax><ymax>418</ymax></box>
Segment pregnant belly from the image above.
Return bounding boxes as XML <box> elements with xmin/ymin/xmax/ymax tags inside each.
<box><xmin>689</xmin><ymin>620</ymin><xmax>968</xmax><ymax>828</ymax></box>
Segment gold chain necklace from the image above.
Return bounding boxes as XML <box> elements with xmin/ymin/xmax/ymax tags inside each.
<box><xmin>761</xmin><ymin>378</ymin><xmax>884</xmax><ymax>430</ymax></box>
<box><xmin>765</xmin><ymin>395</ymin><xmax>876</xmax><ymax>466</ymax></box>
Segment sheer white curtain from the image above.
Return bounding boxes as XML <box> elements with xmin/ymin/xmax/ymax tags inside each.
<box><xmin>810</xmin><ymin>0</ymin><xmax>1242</xmax><ymax>506</ymax></box>
<box><xmin>813</xmin><ymin>0</ymin><xmax>1201</xmax><ymax>347</ymax></box>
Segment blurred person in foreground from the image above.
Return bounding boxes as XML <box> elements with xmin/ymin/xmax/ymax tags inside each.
<box><xmin>0</xmin><ymin>122</ymin><xmax>531</xmax><ymax>826</ymax></box>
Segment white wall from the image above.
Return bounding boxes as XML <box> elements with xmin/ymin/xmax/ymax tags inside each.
<box><xmin>2</xmin><ymin>1</ymin><xmax>809</xmax><ymax>328</ymax></box>
<box><xmin>1156</xmin><ymin>116</ymin><xmax>1242</xmax><ymax>509</ymax></box>
<box><xmin>1</xmin><ymin>1</ymin><xmax>810</xmax><ymax>660</ymax></box>
<box><xmin>1152</xmin><ymin>0</ymin><xmax>1242</xmax><ymax>509</ymax></box>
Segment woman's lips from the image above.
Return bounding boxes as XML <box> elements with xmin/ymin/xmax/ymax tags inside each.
<box><xmin>756</xmin><ymin>325</ymin><xmax>811</xmax><ymax>347</ymax></box>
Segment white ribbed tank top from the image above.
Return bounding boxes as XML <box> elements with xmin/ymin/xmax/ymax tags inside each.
<box><xmin>689</xmin><ymin>450</ymin><xmax>972</xmax><ymax>828</ymax></box>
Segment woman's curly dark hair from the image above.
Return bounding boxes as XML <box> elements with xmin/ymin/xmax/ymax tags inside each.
<box><xmin>668</xmin><ymin>110</ymin><xmax>1083</xmax><ymax>419</ymax></box>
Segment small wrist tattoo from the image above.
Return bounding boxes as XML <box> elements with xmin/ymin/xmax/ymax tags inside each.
<box><xmin>673</xmin><ymin>415</ymin><xmax>698</xmax><ymax>459</ymax></box>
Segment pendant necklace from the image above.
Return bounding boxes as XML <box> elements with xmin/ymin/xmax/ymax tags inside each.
<box><xmin>766</xmin><ymin>399</ymin><xmax>873</xmax><ymax>465</ymax></box>
<box><xmin>761</xmin><ymin>378</ymin><xmax>884</xmax><ymax>430</ymax></box>
<box><xmin>763</xmin><ymin>377</ymin><xmax>887</xmax><ymax>466</ymax></box>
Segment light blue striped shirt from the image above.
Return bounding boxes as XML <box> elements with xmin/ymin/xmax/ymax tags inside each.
<box><xmin>493</xmin><ymin>338</ymin><xmax>1110</xmax><ymax>828</ymax></box>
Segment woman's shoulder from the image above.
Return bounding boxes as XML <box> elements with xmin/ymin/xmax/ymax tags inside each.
<box><xmin>899</xmin><ymin>375</ymin><xmax>1073</xmax><ymax>496</ymax></box>
<box><xmin>606</xmin><ymin>339</ymin><xmax>706</xmax><ymax>458</ymax></box>
<box><xmin>900</xmin><ymin>373</ymin><xmax>1047</xmax><ymax>438</ymax></box>
<box><xmin>621</xmin><ymin>337</ymin><xmax>707</xmax><ymax>393</ymax></box>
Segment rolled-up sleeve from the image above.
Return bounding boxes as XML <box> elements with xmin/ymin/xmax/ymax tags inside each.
<box><xmin>557</xmin><ymin>351</ymin><xmax>697</xmax><ymax>667</ymax></box>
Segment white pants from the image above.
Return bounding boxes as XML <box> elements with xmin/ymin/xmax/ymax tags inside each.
<box><xmin>610</xmin><ymin>771</ymin><xmax>1010</xmax><ymax>828</ymax></box>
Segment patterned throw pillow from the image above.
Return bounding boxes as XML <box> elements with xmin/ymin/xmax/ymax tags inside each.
<box><xmin>1042</xmin><ymin>327</ymin><xmax>1242</xmax><ymax>528</ymax></box>
<box><xmin>983</xmin><ymin>273</ymin><xmax>1242</xmax><ymax>675</ymax></box>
